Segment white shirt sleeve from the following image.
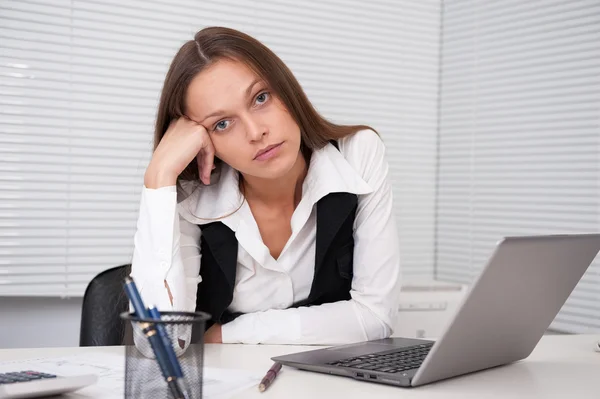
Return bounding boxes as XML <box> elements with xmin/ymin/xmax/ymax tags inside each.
<box><xmin>130</xmin><ymin>185</ymin><xmax>202</xmax><ymax>312</ymax></box>
<box><xmin>221</xmin><ymin>130</ymin><xmax>401</xmax><ymax>345</ymax></box>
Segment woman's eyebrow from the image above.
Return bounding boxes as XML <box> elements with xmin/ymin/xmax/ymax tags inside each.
<box><xmin>200</xmin><ymin>109</ymin><xmax>226</xmax><ymax>123</ymax></box>
<box><xmin>245</xmin><ymin>78</ymin><xmax>263</xmax><ymax>97</ymax></box>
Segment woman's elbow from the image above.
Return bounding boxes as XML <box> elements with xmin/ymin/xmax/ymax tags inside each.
<box><xmin>357</xmin><ymin>302</ymin><xmax>395</xmax><ymax>341</ymax></box>
<box><xmin>364</xmin><ymin>318</ymin><xmax>393</xmax><ymax>341</ymax></box>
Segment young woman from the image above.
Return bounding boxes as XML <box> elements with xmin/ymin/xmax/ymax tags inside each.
<box><xmin>130</xmin><ymin>26</ymin><xmax>401</xmax><ymax>346</ymax></box>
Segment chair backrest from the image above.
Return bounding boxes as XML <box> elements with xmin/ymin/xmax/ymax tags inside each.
<box><xmin>79</xmin><ymin>264</ymin><xmax>130</xmax><ymax>346</ymax></box>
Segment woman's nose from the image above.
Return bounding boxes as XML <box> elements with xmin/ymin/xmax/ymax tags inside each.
<box><xmin>244</xmin><ymin>115</ymin><xmax>267</xmax><ymax>141</ymax></box>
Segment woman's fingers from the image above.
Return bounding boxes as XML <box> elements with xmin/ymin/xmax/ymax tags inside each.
<box><xmin>197</xmin><ymin>140</ymin><xmax>215</xmax><ymax>185</ymax></box>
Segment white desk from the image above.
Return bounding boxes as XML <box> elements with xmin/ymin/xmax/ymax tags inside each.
<box><xmin>1</xmin><ymin>335</ymin><xmax>598</xmax><ymax>398</ymax></box>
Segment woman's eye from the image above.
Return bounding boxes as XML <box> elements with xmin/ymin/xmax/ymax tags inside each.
<box><xmin>214</xmin><ymin>120</ymin><xmax>229</xmax><ymax>131</ymax></box>
<box><xmin>255</xmin><ymin>91</ymin><xmax>269</xmax><ymax>105</ymax></box>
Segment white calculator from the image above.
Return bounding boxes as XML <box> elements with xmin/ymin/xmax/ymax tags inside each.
<box><xmin>0</xmin><ymin>370</ymin><xmax>97</xmax><ymax>399</ymax></box>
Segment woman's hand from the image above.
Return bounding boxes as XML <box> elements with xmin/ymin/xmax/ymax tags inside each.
<box><xmin>145</xmin><ymin>117</ymin><xmax>215</xmax><ymax>188</ymax></box>
<box><xmin>204</xmin><ymin>323</ymin><xmax>222</xmax><ymax>343</ymax></box>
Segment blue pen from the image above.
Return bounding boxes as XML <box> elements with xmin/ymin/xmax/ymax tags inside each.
<box><xmin>148</xmin><ymin>306</ymin><xmax>184</xmax><ymax>377</ymax></box>
<box><xmin>123</xmin><ymin>277</ymin><xmax>187</xmax><ymax>399</ymax></box>
<box><xmin>148</xmin><ymin>305</ymin><xmax>190</xmax><ymax>396</ymax></box>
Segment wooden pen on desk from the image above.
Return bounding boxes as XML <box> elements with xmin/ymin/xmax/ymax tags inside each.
<box><xmin>258</xmin><ymin>362</ymin><xmax>282</xmax><ymax>392</ymax></box>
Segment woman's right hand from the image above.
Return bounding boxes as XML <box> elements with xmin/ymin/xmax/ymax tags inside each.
<box><xmin>144</xmin><ymin>117</ymin><xmax>215</xmax><ymax>188</ymax></box>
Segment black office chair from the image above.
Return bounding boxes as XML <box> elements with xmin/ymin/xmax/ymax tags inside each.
<box><xmin>79</xmin><ymin>264</ymin><xmax>130</xmax><ymax>346</ymax></box>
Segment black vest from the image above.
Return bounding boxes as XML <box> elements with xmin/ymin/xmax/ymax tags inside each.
<box><xmin>194</xmin><ymin>191</ymin><xmax>358</xmax><ymax>333</ymax></box>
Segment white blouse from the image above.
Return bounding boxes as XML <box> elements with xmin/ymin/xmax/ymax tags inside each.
<box><xmin>130</xmin><ymin>129</ymin><xmax>401</xmax><ymax>345</ymax></box>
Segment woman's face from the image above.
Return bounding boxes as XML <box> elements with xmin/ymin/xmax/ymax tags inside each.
<box><xmin>185</xmin><ymin>58</ymin><xmax>302</xmax><ymax>180</ymax></box>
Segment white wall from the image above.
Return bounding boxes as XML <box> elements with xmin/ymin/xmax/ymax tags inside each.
<box><xmin>0</xmin><ymin>298</ymin><xmax>82</xmax><ymax>349</ymax></box>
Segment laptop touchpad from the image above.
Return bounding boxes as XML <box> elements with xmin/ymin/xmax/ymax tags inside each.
<box><xmin>327</xmin><ymin>343</ymin><xmax>394</xmax><ymax>356</ymax></box>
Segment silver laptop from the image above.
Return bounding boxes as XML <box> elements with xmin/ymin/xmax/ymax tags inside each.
<box><xmin>273</xmin><ymin>234</ymin><xmax>600</xmax><ymax>387</ymax></box>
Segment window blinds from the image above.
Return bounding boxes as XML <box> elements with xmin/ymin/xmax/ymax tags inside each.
<box><xmin>0</xmin><ymin>0</ymin><xmax>440</xmax><ymax>296</ymax></box>
<box><xmin>436</xmin><ymin>0</ymin><xmax>600</xmax><ymax>333</ymax></box>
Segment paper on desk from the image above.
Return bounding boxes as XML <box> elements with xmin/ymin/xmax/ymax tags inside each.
<box><xmin>0</xmin><ymin>352</ymin><xmax>262</xmax><ymax>399</ymax></box>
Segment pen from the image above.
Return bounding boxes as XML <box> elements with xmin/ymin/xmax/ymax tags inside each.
<box><xmin>123</xmin><ymin>277</ymin><xmax>187</xmax><ymax>399</ymax></box>
<box><xmin>258</xmin><ymin>362</ymin><xmax>282</xmax><ymax>393</ymax></box>
<box><xmin>148</xmin><ymin>306</ymin><xmax>184</xmax><ymax>377</ymax></box>
<box><xmin>148</xmin><ymin>305</ymin><xmax>190</xmax><ymax>395</ymax></box>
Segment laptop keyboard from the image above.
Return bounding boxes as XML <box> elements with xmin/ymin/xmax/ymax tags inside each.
<box><xmin>327</xmin><ymin>343</ymin><xmax>434</xmax><ymax>373</ymax></box>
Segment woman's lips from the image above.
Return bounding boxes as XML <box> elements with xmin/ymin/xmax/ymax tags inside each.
<box><xmin>254</xmin><ymin>142</ymin><xmax>283</xmax><ymax>161</ymax></box>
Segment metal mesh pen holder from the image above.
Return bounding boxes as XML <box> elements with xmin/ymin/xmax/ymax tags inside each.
<box><xmin>121</xmin><ymin>311</ymin><xmax>211</xmax><ymax>399</ymax></box>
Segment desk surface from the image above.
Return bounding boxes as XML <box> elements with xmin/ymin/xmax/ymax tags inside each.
<box><xmin>1</xmin><ymin>335</ymin><xmax>598</xmax><ymax>398</ymax></box>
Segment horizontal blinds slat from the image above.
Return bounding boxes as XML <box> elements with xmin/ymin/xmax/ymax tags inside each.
<box><xmin>439</xmin><ymin>129</ymin><xmax>598</xmax><ymax>143</ymax></box>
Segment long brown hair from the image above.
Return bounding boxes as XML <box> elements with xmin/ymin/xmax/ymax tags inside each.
<box><xmin>154</xmin><ymin>26</ymin><xmax>374</xmax><ymax>186</ymax></box>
